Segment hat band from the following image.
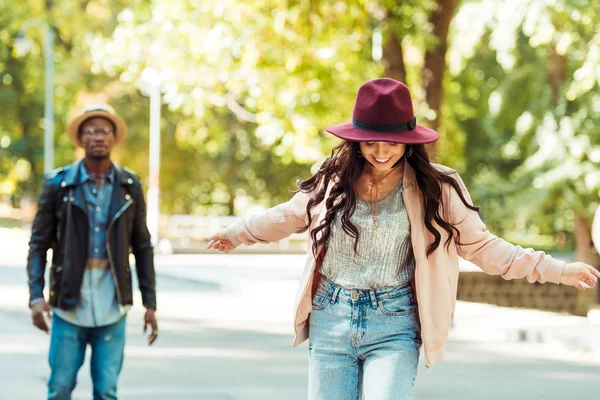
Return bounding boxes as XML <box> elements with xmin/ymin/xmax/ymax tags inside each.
<box><xmin>352</xmin><ymin>116</ymin><xmax>417</xmax><ymax>132</ymax></box>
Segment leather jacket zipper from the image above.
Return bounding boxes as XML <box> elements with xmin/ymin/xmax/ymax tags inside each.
<box><xmin>106</xmin><ymin>198</ymin><xmax>134</xmax><ymax>305</ymax></box>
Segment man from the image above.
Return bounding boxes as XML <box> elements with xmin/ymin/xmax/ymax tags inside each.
<box><xmin>26</xmin><ymin>103</ymin><xmax>158</xmax><ymax>400</ymax></box>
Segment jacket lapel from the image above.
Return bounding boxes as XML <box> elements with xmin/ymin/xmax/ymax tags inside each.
<box><xmin>402</xmin><ymin>161</ymin><xmax>420</xmax><ymax>219</ymax></box>
<box><xmin>402</xmin><ymin>161</ymin><xmax>428</xmax><ymax>275</ymax></box>
<box><xmin>60</xmin><ymin>160</ymin><xmax>87</xmax><ymax>214</ymax></box>
<box><xmin>108</xmin><ymin>163</ymin><xmax>134</xmax><ymax>223</ymax></box>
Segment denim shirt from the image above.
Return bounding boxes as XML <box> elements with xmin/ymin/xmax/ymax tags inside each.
<box><xmin>53</xmin><ymin>162</ymin><xmax>128</xmax><ymax>327</ymax></box>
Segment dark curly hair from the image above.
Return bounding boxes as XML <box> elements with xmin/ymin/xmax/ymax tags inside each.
<box><xmin>296</xmin><ymin>140</ymin><xmax>480</xmax><ymax>258</ymax></box>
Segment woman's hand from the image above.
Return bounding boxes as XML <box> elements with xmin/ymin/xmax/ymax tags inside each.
<box><xmin>559</xmin><ymin>262</ymin><xmax>600</xmax><ymax>291</ymax></box>
<box><xmin>206</xmin><ymin>230</ymin><xmax>235</xmax><ymax>253</ymax></box>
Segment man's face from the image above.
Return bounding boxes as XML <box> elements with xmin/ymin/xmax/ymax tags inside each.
<box><xmin>78</xmin><ymin>117</ymin><xmax>116</xmax><ymax>160</ymax></box>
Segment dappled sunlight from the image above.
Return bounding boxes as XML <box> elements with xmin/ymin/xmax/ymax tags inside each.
<box><xmin>135</xmin><ymin>288</ymin><xmax>296</xmax><ymax>334</ymax></box>
<box><xmin>124</xmin><ymin>345</ymin><xmax>290</xmax><ymax>360</ymax></box>
<box><xmin>449</xmin><ymin>302</ymin><xmax>600</xmax><ymax>366</ymax></box>
<box><xmin>4</xmin><ymin>0</ymin><xmax>600</xmax><ymax>397</ymax></box>
<box><xmin>448</xmin><ymin>339</ymin><xmax>600</xmax><ymax>367</ymax></box>
<box><xmin>0</xmin><ymin>285</ymin><xmax>33</xmax><ymax>310</ymax></box>
<box><xmin>529</xmin><ymin>370</ymin><xmax>600</xmax><ymax>381</ymax></box>
<box><xmin>0</xmin><ymin>334</ymin><xmax>47</xmax><ymax>355</ymax></box>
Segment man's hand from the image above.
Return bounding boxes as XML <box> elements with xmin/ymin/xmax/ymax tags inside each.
<box><xmin>144</xmin><ymin>308</ymin><xmax>158</xmax><ymax>346</ymax></box>
<box><xmin>31</xmin><ymin>301</ymin><xmax>51</xmax><ymax>333</ymax></box>
<box><xmin>560</xmin><ymin>262</ymin><xmax>600</xmax><ymax>291</ymax></box>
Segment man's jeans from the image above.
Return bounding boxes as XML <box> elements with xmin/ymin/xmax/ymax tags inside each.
<box><xmin>47</xmin><ymin>314</ymin><xmax>127</xmax><ymax>400</ymax></box>
<box><xmin>308</xmin><ymin>276</ymin><xmax>421</xmax><ymax>400</ymax></box>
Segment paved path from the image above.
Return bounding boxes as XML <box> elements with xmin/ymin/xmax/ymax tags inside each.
<box><xmin>1</xmin><ymin>228</ymin><xmax>599</xmax><ymax>399</ymax></box>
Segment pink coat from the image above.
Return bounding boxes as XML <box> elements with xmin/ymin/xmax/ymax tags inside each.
<box><xmin>224</xmin><ymin>162</ymin><xmax>565</xmax><ymax>370</ymax></box>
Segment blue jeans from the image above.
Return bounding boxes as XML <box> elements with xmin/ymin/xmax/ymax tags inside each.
<box><xmin>47</xmin><ymin>314</ymin><xmax>127</xmax><ymax>400</ymax></box>
<box><xmin>308</xmin><ymin>276</ymin><xmax>421</xmax><ymax>400</ymax></box>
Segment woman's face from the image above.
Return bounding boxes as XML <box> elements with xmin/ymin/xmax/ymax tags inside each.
<box><xmin>359</xmin><ymin>141</ymin><xmax>406</xmax><ymax>172</ymax></box>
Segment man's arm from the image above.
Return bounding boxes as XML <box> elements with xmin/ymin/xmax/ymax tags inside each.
<box><xmin>27</xmin><ymin>178</ymin><xmax>57</xmax><ymax>306</ymax></box>
<box><xmin>130</xmin><ymin>180</ymin><xmax>158</xmax><ymax>345</ymax></box>
<box><xmin>130</xmin><ymin>181</ymin><xmax>156</xmax><ymax>310</ymax></box>
<box><xmin>27</xmin><ymin>178</ymin><xmax>57</xmax><ymax>333</ymax></box>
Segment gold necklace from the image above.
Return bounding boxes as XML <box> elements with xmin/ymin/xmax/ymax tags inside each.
<box><xmin>367</xmin><ymin>166</ymin><xmax>400</xmax><ymax>229</ymax></box>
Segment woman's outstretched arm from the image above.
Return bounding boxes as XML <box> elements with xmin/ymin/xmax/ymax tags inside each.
<box><xmin>207</xmin><ymin>188</ymin><xmax>320</xmax><ymax>253</ymax></box>
<box><xmin>448</xmin><ymin>172</ymin><xmax>600</xmax><ymax>290</ymax></box>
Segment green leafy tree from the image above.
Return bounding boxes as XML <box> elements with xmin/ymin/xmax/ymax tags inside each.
<box><xmin>90</xmin><ymin>0</ymin><xmax>382</xmax><ymax>214</ymax></box>
<box><xmin>0</xmin><ymin>0</ymin><xmax>135</xmax><ymax>205</ymax></box>
<box><xmin>446</xmin><ymin>0</ymin><xmax>600</xmax><ymax>266</ymax></box>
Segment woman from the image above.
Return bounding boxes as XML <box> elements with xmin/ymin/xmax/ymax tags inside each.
<box><xmin>207</xmin><ymin>78</ymin><xmax>600</xmax><ymax>399</ymax></box>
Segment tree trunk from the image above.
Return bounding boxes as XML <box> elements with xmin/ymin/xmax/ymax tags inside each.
<box><xmin>549</xmin><ymin>43</ymin><xmax>566</xmax><ymax>105</ymax></box>
<box><xmin>225</xmin><ymin>117</ymin><xmax>239</xmax><ymax>216</ymax></box>
<box><xmin>422</xmin><ymin>0</ymin><xmax>459</xmax><ymax>158</ymax></box>
<box><xmin>383</xmin><ymin>28</ymin><xmax>407</xmax><ymax>83</ymax></box>
<box><xmin>14</xmin><ymin>73</ymin><xmax>39</xmax><ymax>193</ymax></box>
<box><xmin>574</xmin><ymin>212</ymin><xmax>599</xmax><ymax>267</ymax></box>
<box><xmin>226</xmin><ymin>186</ymin><xmax>236</xmax><ymax>216</ymax></box>
<box><xmin>575</xmin><ymin>212</ymin><xmax>600</xmax><ymax>305</ymax></box>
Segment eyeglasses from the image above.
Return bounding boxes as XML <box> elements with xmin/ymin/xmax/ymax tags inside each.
<box><xmin>82</xmin><ymin>127</ymin><xmax>114</xmax><ymax>138</ymax></box>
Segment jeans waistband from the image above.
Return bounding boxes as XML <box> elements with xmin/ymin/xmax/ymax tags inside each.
<box><xmin>317</xmin><ymin>275</ymin><xmax>413</xmax><ymax>308</ymax></box>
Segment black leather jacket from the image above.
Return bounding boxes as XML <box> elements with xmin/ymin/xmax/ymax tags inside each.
<box><xmin>27</xmin><ymin>160</ymin><xmax>157</xmax><ymax>310</ymax></box>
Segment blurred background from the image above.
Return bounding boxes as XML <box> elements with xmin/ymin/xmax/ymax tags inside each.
<box><xmin>1</xmin><ymin>0</ymin><xmax>600</xmax><ymax>399</ymax></box>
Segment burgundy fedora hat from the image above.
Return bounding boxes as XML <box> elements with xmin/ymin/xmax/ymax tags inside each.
<box><xmin>326</xmin><ymin>78</ymin><xmax>439</xmax><ymax>144</ymax></box>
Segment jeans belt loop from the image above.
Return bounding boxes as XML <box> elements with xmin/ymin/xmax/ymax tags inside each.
<box><xmin>369</xmin><ymin>289</ymin><xmax>378</xmax><ymax>308</ymax></box>
<box><xmin>331</xmin><ymin>287</ymin><xmax>341</xmax><ymax>304</ymax></box>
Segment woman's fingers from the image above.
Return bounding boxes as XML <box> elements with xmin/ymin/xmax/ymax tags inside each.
<box><xmin>589</xmin><ymin>265</ymin><xmax>600</xmax><ymax>279</ymax></box>
<box><xmin>560</xmin><ymin>263</ymin><xmax>600</xmax><ymax>291</ymax></box>
<box><xmin>584</xmin><ymin>270</ymin><xmax>598</xmax><ymax>288</ymax></box>
<box><xmin>206</xmin><ymin>237</ymin><xmax>232</xmax><ymax>252</ymax></box>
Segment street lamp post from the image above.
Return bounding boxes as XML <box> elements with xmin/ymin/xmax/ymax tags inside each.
<box><xmin>140</xmin><ymin>68</ymin><xmax>161</xmax><ymax>249</ymax></box>
<box><xmin>147</xmin><ymin>79</ymin><xmax>161</xmax><ymax>249</ymax></box>
<box><xmin>16</xmin><ymin>20</ymin><xmax>55</xmax><ymax>173</ymax></box>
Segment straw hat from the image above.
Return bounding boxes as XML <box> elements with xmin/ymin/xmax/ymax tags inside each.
<box><xmin>67</xmin><ymin>102</ymin><xmax>128</xmax><ymax>147</ymax></box>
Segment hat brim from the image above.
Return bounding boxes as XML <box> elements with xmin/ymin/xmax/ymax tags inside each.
<box><xmin>67</xmin><ymin>111</ymin><xmax>128</xmax><ymax>147</ymax></box>
<box><xmin>326</xmin><ymin>121</ymin><xmax>439</xmax><ymax>144</ymax></box>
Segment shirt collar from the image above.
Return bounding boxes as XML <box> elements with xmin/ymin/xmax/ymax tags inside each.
<box><xmin>79</xmin><ymin>162</ymin><xmax>115</xmax><ymax>184</ymax></box>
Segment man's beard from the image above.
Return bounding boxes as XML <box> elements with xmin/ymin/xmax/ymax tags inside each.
<box><xmin>87</xmin><ymin>152</ymin><xmax>110</xmax><ymax>161</ymax></box>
